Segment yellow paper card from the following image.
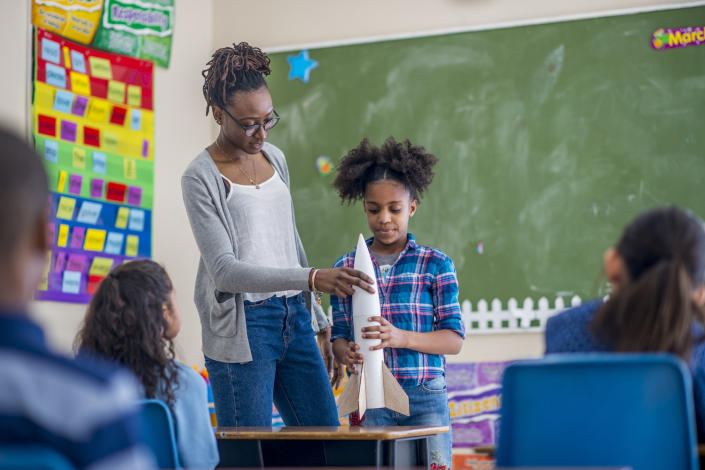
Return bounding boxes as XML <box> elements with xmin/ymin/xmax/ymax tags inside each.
<box><xmin>127</xmin><ymin>85</ymin><xmax>141</xmax><ymax>107</ymax></box>
<box><xmin>72</xmin><ymin>147</ymin><xmax>86</xmax><ymax>169</ymax></box>
<box><xmin>57</xmin><ymin>224</ymin><xmax>69</xmax><ymax>247</ymax></box>
<box><xmin>125</xmin><ymin>235</ymin><xmax>139</xmax><ymax>257</ymax></box>
<box><xmin>124</xmin><ymin>158</ymin><xmax>137</xmax><ymax>180</ymax></box>
<box><xmin>103</xmin><ymin>130</ymin><xmax>119</xmax><ymax>154</ymax></box>
<box><xmin>70</xmin><ymin>71</ymin><xmax>91</xmax><ymax>96</ymax></box>
<box><xmin>89</xmin><ymin>256</ymin><xmax>113</xmax><ymax>277</ymax></box>
<box><xmin>87</xmin><ymin>99</ymin><xmax>108</xmax><ymax>123</ymax></box>
<box><xmin>115</xmin><ymin>207</ymin><xmax>129</xmax><ymax>229</ymax></box>
<box><xmin>56</xmin><ymin>196</ymin><xmax>76</xmax><ymax>220</ymax></box>
<box><xmin>57</xmin><ymin>170</ymin><xmax>67</xmax><ymax>192</ymax></box>
<box><xmin>89</xmin><ymin>57</ymin><xmax>112</xmax><ymax>80</ymax></box>
<box><xmin>84</xmin><ymin>229</ymin><xmax>107</xmax><ymax>251</ymax></box>
<box><xmin>39</xmin><ymin>252</ymin><xmax>51</xmax><ymax>291</ymax></box>
<box><xmin>107</xmin><ymin>80</ymin><xmax>125</xmax><ymax>103</ymax></box>
<box><xmin>63</xmin><ymin>46</ymin><xmax>71</xmax><ymax>69</ymax></box>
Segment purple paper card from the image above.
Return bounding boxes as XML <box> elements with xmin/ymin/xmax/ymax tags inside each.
<box><xmin>66</xmin><ymin>253</ymin><xmax>87</xmax><ymax>273</ymax></box>
<box><xmin>127</xmin><ymin>186</ymin><xmax>142</xmax><ymax>206</ymax></box>
<box><xmin>72</xmin><ymin>95</ymin><xmax>88</xmax><ymax>117</ymax></box>
<box><xmin>48</xmin><ymin>222</ymin><xmax>55</xmax><ymax>244</ymax></box>
<box><xmin>70</xmin><ymin>226</ymin><xmax>86</xmax><ymax>249</ymax></box>
<box><xmin>91</xmin><ymin>178</ymin><xmax>104</xmax><ymax>198</ymax></box>
<box><xmin>142</xmin><ymin>139</ymin><xmax>149</xmax><ymax>158</ymax></box>
<box><xmin>60</xmin><ymin>120</ymin><xmax>77</xmax><ymax>142</ymax></box>
<box><xmin>53</xmin><ymin>252</ymin><xmax>66</xmax><ymax>272</ymax></box>
<box><xmin>68</xmin><ymin>174</ymin><xmax>83</xmax><ymax>195</ymax></box>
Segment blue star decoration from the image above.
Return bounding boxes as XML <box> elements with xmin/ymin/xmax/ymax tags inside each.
<box><xmin>287</xmin><ymin>50</ymin><xmax>319</xmax><ymax>84</ymax></box>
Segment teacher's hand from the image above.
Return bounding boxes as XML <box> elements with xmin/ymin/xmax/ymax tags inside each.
<box><xmin>314</xmin><ymin>267</ymin><xmax>375</xmax><ymax>297</ymax></box>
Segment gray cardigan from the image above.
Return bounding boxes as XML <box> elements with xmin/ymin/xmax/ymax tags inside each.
<box><xmin>181</xmin><ymin>142</ymin><xmax>328</xmax><ymax>363</ymax></box>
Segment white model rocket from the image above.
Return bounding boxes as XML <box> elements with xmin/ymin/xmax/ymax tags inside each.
<box><xmin>337</xmin><ymin>234</ymin><xmax>410</xmax><ymax>418</ymax></box>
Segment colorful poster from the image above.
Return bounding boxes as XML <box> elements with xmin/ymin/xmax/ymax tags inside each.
<box><xmin>92</xmin><ymin>0</ymin><xmax>174</xmax><ymax>68</ymax></box>
<box><xmin>31</xmin><ymin>0</ymin><xmax>104</xmax><ymax>44</ymax></box>
<box><xmin>32</xmin><ymin>27</ymin><xmax>154</xmax><ymax>303</ymax></box>
<box><xmin>447</xmin><ymin>362</ymin><xmax>511</xmax><ymax>448</ymax></box>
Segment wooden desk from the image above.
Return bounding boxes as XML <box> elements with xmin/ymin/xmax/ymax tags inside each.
<box><xmin>215</xmin><ymin>425</ymin><xmax>448</xmax><ymax>469</ymax></box>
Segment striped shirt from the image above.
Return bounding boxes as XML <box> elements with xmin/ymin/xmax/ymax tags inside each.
<box><xmin>331</xmin><ymin>234</ymin><xmax>465</xmax><ymax>387</ymax></box>
<box><xmin>0</xmin><ymin>312</ymin><xmax>155</xmax><ymax>469</ymax></box>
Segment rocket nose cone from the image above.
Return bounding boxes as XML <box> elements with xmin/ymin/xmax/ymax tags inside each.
<box><xmin>354</xmin><ymin>233</ymin><xmax>374</xmax><ymax>276</ymax></box>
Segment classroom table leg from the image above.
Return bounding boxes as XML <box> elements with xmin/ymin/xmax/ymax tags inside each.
<box><xmin>216</xmin><ymin>438</ymin><xmax>264</xmax><ymax>468</ymax></box>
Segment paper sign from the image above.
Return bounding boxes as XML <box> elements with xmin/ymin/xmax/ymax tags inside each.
<box><xmin>89</xmin><ymin>56</ymin><xmax>112</xmax><ymax>80</ymax></box>
<box><xmin>57</xmin><ymin>170</ymin><xmax>67</xmax><ymax>192</ymax></box>
<box><xmin>60</xmin><ymin>120</ymin><xmax>77</xmax><ymax>142</ymax></box>
<box><xmin>53</xmin><ymin>89</ymin><xmax>74</xmax><ymax>114</ymax></box>
<box><xmin>72</xmin><ymin>95</ymin><xmax>88</xmax><ymax>116</ymax></box>
<box><xmin>83</xmin><ymin>126</ymin><xmax>100</xmax><ymax>147</ymax></box>
<box><xmin>54</xmin><ymin>251</ymin><xmax>66</xmax><ymax>272</ymax></box>
<box><xmin>70</xmin><ymin>50</ymin><xmax>86</xmax><ymax>73</ymax></box>
<box><xmin>128</xmin><ymin>209</ymin><xmax>145</xmax><ymax>231</ymax></box>
<box><xmin>124</xmin><ymin>158</ymin><xmax>137</xmax><ymax>180</ymax></box>
<box><xmin>57</xmin><ymin>224</ymin><xmax>69</xmax><ymax>247</ymax></box>
<box><xmin>91</xmin><ymin>178</ymin><xmax>104</xmax><ymax>198</ymax></box>
<box><xmin>44</xmin><ymin>139</ymin><xmax>58</xmax><ymax>163</ymax></box>
<box><xmin>106</xmin><ymin>182</ymin><xmax>127</xmax><ymax>203</ymax></box>
<box><xmin>70</xmin><ymin>71</ymin><xmax>91</xmax><ymax>96</ymax></box>
<box><xmin>45</xmin><ymin>63</ymin><xmax>66</xmax><ymax>89</ymax></box>
<box><xmin>92</xmin><ymin>151</ymin><xmax>106</xmax><ymax>174</ymax></box>
<box><xmin>84</xmin><ymin>228</ymin><xmax>107</xmax><ymax>251</ymax></box>
<box><xmin>125</xmin><ymin>235</ymin><xmax>139</xmax><ymax>257</ymax></box>
<box><xmin>69</xmin><ymin>226</ymin><xmax>86</xmax><ymax>249</ymax></box>
<box><xmin>56</xmin><ymin>196</ymin><xmax>76</xmax><ymax>220</ymax></box>
<box><xmin>130</xmin><ymin>109</ymin><xmax>142</xmax><ymax>131</ymax></box>
<box><xmin>127</xmin><ymin>85</ymin><xmax>142</xmax><ymax>107</ymax></box>
<box><xmin>66</xmin><ymin>254</ymin><xmax>87</xmax><ymax>272</ymax></box>
<box><xmin>72</xmin><ymin>147</ymin><xmax>86</xmax><ymax>169</ymax></box>
<box><xmin>127</xmin><ymin>186</ymin><xmax>142</xmax><ymax>206</ymax></box>
<box><xmin>110</xmin><ymin>105</ymin><xmax>127</xmax><ymax>125</ymax></box>
<box><xmin>76</xmin><ymin>201</ymin><xmax>102</xmax><ymax>225</ymax></box>
<box><xmin>42</xmin><ymin>38</ymin><xmax>61</xmax><ymax>64</ymax></box>
<box><xmin>68</xmin><ymin>174</ymin><xmax>82</xmax><ymax>195</ymax></box>
<box><xmin>103</xmin><ymin>130</ymin><xmax>119</xmax><ymax>153</ymax></box>
<box><xmin>142</xmin><ymin>139</ymin><xmax>149</xmax><ymax>158</ymax></box>
<box><xmin>89</xmin><ymin>257</ymin><xmax>113</xmax><ymax>277</ymax></box>
<box><xmin>115</xmin><ymin>207</ymin><xmax>129</xmax><ymax>229</ymax></box>
<box><xmin>87</xmin><ymin>99</ymin><xmax>108</xmax><ymax>122</ymax></box>
<box><xmin>63</xmin><ymin>46</ymin><xmax>71</xmax><ymax>69</ymax></box>
<box><xmin>107</xmin><ymin>80</ymin><xmax>126</xmax><ymax>103</ymax></box>
<box><xmin>38</xmin><ymin>114</ymin><xmax>57</xmax><ymax>137</ymax></box>
<box><xmin>62</xmin><ymin>271</ymin><xmax>81</xmax><ymax>294</ymax></box>
<box><xmin>105</xmin><ymin>232</ymin><xmax>124</xmax><ymax>254</ymax></box>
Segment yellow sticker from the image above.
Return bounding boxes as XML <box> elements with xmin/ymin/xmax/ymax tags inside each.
<box><xmin>89</xmin><ymin>256</ymin><xmax>114</xmax><ymax>277</ymax></box>
<box><xmin>86</xmin><ymin>99</ymin><xmax>109</xmax><ymax>123</ymax></box>
<box><xmin>84</xmin><ymin>228</ymin><xmax>107</xmax><ymax>252</ymax></box>
<box><xmin>115</xmin><ymin>207</ymin><xmax>129</xmax><ymax>229</ymax></box>
<box><xmin>38</xmin><ymin>251</ymin><xmax>52</xmax><ymax>291</ymax></box>
<box><xmin>57</xmin><ymin>170</ymin><xmax>67</xmax><ymax>192</ymax></box>
<box><xmin>72</xmin><ymin>147</ymin><xmax>86</xmax><ymax>169</ymax></box>
<box><xmin>123</xmin><ymin>158</ymin><xmax>137</xmax><ymax>180</ymax></box>
<box><xmin>57</xmin><ymin>224</ymin><xmax>69</xmax><ymax>247</ymax></box>
<box><xmin>107</xmin><ymin>80</ymin><xmax>126</xmax><ymax>103</ymax></box>
<box><xmin>125</xmin><ymin>235</ymin><xmax>139</xmax><ymax>257</ymax></box>
<box><xmin>63</xmin><ymin>46</ymin><xmax>71</xmax><ymax>69</ymax></box>
<box><xmin>103</xmin><ymin>130</ymin><xmax>119</xmax><ymax>154</ymax></box>
<box><xmin>89</xmin><ymin>56</ymin><xmax>112</xmax><ymax>80</ymax></box>
<box><xmin>70</xmin><ymin>71</ymin><xmax>91</xmax><ymax>96</ymax></box>
<box><xmin>56</xmin><ymin>196</ymin><xmax>76</xmax><ymax>220</ymax></box>
<box><xmin>127</xmin><ymin>85</ymin><xmax>141</xmax><ymax>107</ymax></box>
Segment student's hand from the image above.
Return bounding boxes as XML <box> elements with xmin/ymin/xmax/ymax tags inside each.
<box><xmin>363</xmin><ymin>316</ymin><xmax>407</xmax><ymax>350</ymax></box>
<box><xmin>331</xmin><ymin>359</ymin><xmax>346</xmax><ymax>389</ymax></box>
<box><xmin>316</xmin><ymin>326</ymin><xmax>335</xmax><ymax>380</ymax></box>
<box><xmin>314</xmin><ymin>268</ymin><xmax>375</xmax><ymax>297</ymax></box>
<box><xmin>332</xmin><ymin>338</ymin><xmax>364</xmax><ymax>373</ymax></box>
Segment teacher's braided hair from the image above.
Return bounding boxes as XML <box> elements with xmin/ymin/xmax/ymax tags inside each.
<box><xmin>202</xmin><ymin>42</ymin><xmax>271</xmax><ymax>116</ymax></box>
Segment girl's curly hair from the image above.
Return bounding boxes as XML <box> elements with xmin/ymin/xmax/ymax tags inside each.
<box><xmin>334</xmin><ymin>137</ymin><xmax>438</xmax><ymax>203</ymax></box>
<box><xmin>75</xmin><ymin>259</ymin><xmax>178</xmax><ymax>408</ymax></box>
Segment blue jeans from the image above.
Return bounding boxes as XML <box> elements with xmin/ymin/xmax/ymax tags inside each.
<box><xmin>363</xmin><ymin>375</ymin><xmax>451</xmax><ymax>470</ymax></box>
<box><xmin>205</xmin><ymin>294</ymin><xmax>338</xmax><ymax>426</ymax></box>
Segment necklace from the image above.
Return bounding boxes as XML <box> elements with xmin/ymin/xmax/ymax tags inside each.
<box><xmin>215</xmin><ymin>137</ymin><xmax>260</xmax><ymax>189</ymax></box>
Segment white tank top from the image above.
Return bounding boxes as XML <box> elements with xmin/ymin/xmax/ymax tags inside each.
<box><xmin>222</xmin><ymin>169</ymin><xmax>302</xmax><ymax>302</ymax></box>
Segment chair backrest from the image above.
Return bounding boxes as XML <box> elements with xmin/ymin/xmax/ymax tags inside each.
<box><xmin>0</xmin><ymin>446</ymin><xmax>76</xmax><ymax>470</ymax></box>
<box><xmin>496</xmin><ymin>353</ymin><xmax>699</xmax><ymax>470</ymax></box>
<box><xmin>140</xmin><ymin>399</ymin><xmax>180</xmax><ymax>469</ymax></box>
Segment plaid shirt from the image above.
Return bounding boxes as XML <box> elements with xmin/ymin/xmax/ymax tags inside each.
<box><xmin>331</xmin><ymin>234</ymin><xmax>465</xmax><ymax>387</ymax></box>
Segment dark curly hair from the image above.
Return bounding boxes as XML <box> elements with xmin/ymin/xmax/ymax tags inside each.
<box><xmin>202</xmin><ymin>42</ymin><xmax>271</xmax><ymax>116</ymax></box>
<box><xmin>333</xmin><ymin>137</ymin><xmax>438</xmax><ymax>203</ymax></box>
<box><xmin>75</xmin><ymin>259</ymin><xmax>179</xmax><ymax>407</ymax></box>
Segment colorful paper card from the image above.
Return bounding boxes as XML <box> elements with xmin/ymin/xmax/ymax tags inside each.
<box><xmin>130</xmin><ymin>109</ymin><xmax>142</xmax><ymax>131</ymax></box>
<box><xmin>127</xmin><ymin>186</ymin><xmax>142</xmax><ymax>205</ymax></box>
<box><xmin>110</xmin><ymin>105</ymin><xmax>127</xmax><ymax>125</ymax></box>
<box><xmin>62</xmin><ymin>271</ymin><xmax>81</xmax><ymax>294</ymax></box>
<box><xmin>89</xmin><ymin>257</ymin><xmax>113</xmax><ymax>277</ymax></box>
<box><xmin>41</xmin><ymin>37</ymin><xmax>61</xmax><ymax>64</ymax></box>
<box><xmin>115</xmin><ymin>207</ymin><xmax>129</xmax><ymax>228</ymax></box>
<box><xmin>45</xmin><ymin>63</ymin><xmax>66</xmax><ymax>88</ymax></box>
<box><xmin>83</xmin><ymin>228</ymin><xmax>107</xmax><ymax>251</ymax></box>
<box><xmin>92</xmin><ymin>151</ymin><xmax>107</xmax><ymax>173</ymax></box>
<box><xmin>70</xmin><ymin>226</ymin><xmax>86</xmax><ymax>249</ymax></box>
<box><xmin>102</xmin><ymin>130</ymin><xmax>119</xmax><ymax>153</ymax></box>
<box><xmin>128</xmin><ymin>209</ymin><xmax>144</xmax><ymax>231</ymax></box>
<box><xmin>56</xmin><ymin>196</ymin><xmax>76</xmax><ymax>220</ymax></box>
<box><xmin>87</xmin><ymin>99</ymin><xmax>108</xmax><ymax>122</ymax></box>
<box><xmin>127</xmin><ymin>85</ymin><xmax>141</xmax><ymax>107</ymax></box>
<box><xmin>44</xmin><ymin>139</ymin><xmax>59</xmax><ymax>163</ymax></box>
<box><xmin>76</xmin><ymin>201</ymin><xmax>102</xmax><ymax>225</ymax></box>
<box><xmin>38</xmin><ymin>114</ymin><xmax>57</xmax><ymax>137</ymax></box>
<box><xmin>71</xmin><ymin>50</ymin><xmax>86</xmax><ymax>73</ymax></box>
<box><xmin>107</xmin><ymin>80</ymin><xmax>125</xmax><ymax>103</ymax></box>
<box><xmin>106</xmin><ymin>181</ymin><xmax>127</xmax><ymax>202</ymax></box>
<box><xmin>57</xmin><ymin>224</ymin><xmax>69</xmax><ymax>247</ymax></box>
<box><xmin>105</xmin><ymin>232</ymin><xmax>124</xmax><ymax>254</ymax></box>
<box><xmin>72</xmin><ymin>147</ymin><xmax>87</xmax><ymax>169</ymax></box>
<box><xmin>54</xmin><ymin>251</ymin><xmax>66</xmax><ymax>272</ymax></box>
<box><xmin>84</xmin><ymin>126</ymin><xmax>100</xmax><ymax>147</ymax></box>
<box><xmin>89</xmin><ymin>56</ymin><xmax>112</xmax><ymax>80</ymax></box>
<box><xmin>70</xmin><ymin>71</ymin><xmax>91</xmax><ymax>96</ymax></box>
<box><xmin>125</xmin><ymin>235</ymin><xmax>139</xmax><ymax>256</ymax></box>
<box><xmin>72</xmin><ymin>95</ymin><xmax>88</xmax><ymax>116</ymax></box>
<box><xmin>124</xmin><ymin>158</ymin><xmax>137</xmax><ymax>180</ymax></box>
<box><xmin>63</xmin><ymin>46</ymin><xmax>71</xmax><ymax>69</ymax></box>
<box><xmin>91</xmin><ymin>178</ymin><xmax>105</xmax><ymax>198</ymax></box>
<box><xmin>53</xmin><ymin>89</ymin><xmax>74</xmax><ymax>114</ymax></box>
<box><xmin>60</xmin><ymin>120</ymin><xmax>77</xmax><ymax>142</ymax></box>
<box><xmin>57</xmin><ymin>170</ymin><xmax>67</xmax><ymax>192</ymax></box>
<box><xmin>66</xmin><ymin>254</ymin><xmax>87</xmax><ymax>272</ymax></box>
<box><xmin>68</xmin><ymin>174</ymin><xmax>83</xmax><ymax>195</ymax></box>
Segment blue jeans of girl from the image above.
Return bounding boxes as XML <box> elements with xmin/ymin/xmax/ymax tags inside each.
<box><xmin>363</xmin><ymin>375</ymin><xmax>452</xmax><ymax>470</ymax></box>
<box><xmin>205</xmin><ymin>293</ymin><xmax>339</xmax><ymax>426</ymax></box>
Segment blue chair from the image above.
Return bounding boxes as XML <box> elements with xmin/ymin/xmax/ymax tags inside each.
<box><xmin>141</xmin><ymin>399</ymin><xmax>180</xmax><ymax>469</ymax></box>
<box><xmin>496</xmin><ymin>353</ymin><xmax>699</xmax><ymax>470</ymax></box>
<box><xmin>0</xmin><ymin>446</ymin><xmax>75</xmax><ymax>469</ymax></box>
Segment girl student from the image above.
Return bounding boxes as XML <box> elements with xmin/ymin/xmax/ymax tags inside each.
<box><xmin>330</xmin><ymin>137</ymin><xmax>466</xmax><ymax>470</ymax></box>
<box><xmin>75</xmin><ymin>259</ymin><xmax>219</xmax><ymax>469</ymax></box>
<box><xmin>182</xmin><ymin>42</ymin><xmax>374</xmax><ymax>427</ymax></box>
<box><xmin>545</xmin><ymin>206</ymin><xmax>705</xmax><ymax>438</ymax></box>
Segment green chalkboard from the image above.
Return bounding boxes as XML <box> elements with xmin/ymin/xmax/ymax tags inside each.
<box><xmin>265</xmin><ymin>6</ymin><xmax>705</xmax><ymax>304</ymax></box>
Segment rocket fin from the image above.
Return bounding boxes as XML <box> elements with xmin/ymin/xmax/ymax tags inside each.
<box><xmin>382</xmin><ymin>363</ymin><xmax>410</xmax><ymax>416</ymax></box>
<box><xmin>358</xmin><ymin>363</ymin><xmax>367</xmax><ymax>418</ymax></box>
<box><xmin>337</xmin><ymin>373</ymin><xmax>360</xmax><ymax>418</ymax></box>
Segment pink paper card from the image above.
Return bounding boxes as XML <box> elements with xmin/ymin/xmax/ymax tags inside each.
<box><xmin>66</xmin><ymin>253</ymin><xmax>87</xmax><ymax>272</ymax></box>
<box><xmin>68</xmin><ymin>174</ymin><xmax>83</xmax><ymax>195</ymax></box>
<box><xmin>127</xmin><ymin>186</ymin><xmax>142</xmax><ymax>206</ymax></box>
<box><xmin>60</xmin><ymin>120</ymin><xmax>77</xmax><ymax>142</ymax></box>
<box><xmin>91</xmin><ymin>178</ymin><xmax>105</xmax><ymax>198</ymax></box>
<box><xmin>141</xmin><ymin>139</ymin><xmax>149</xmax><ymax>158</ymax></box>
<box><xmin>72</xmin><ymin>96</ymin><xmax>88</xmax><ymax>117</ymax></box>
<box><xmin>54</xmin><ymin>251</ymin><xmax>66</xmax><ymax>272</ymax></box>
<box><xmin>70</xmin><ymin>226</ymin><xmax>86</xmax><ymax>249</ymax></box>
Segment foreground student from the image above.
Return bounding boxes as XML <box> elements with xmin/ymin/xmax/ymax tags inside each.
<box><xmin>0</xmin><ymin>128</ymin><xmax>155</xmax><ymax>469</ymax></box>
<box><xmin>76</xmin><ymin>259</ymin><xmax>219</xmax><ymax>469</ymax></box>
<box><xmin>331</xmin><ymin>137</ymin><xmax>465</xmax><ymax>470</ymax></box>
<box><xmin>545</xmin><ymin>206</ymin><xmax>705</xmax><ymax>438</ymax></box>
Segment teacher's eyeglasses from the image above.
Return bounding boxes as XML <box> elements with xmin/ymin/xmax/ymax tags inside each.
<box><xmin>221</xmin><ymin>108</ymin><xmax>280</xmax><ymax>137</ymax></box>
